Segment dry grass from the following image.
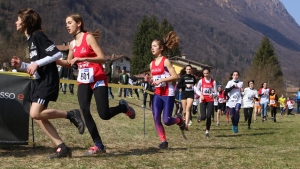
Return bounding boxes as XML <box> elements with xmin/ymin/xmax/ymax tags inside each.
<box><xmin>1</xmin><ymin>88</ymin><xmax>300</xmax><ymax>169</ymax></box>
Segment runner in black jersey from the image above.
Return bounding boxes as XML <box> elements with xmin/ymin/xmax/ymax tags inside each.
<box><xmin>177</xmin><ymin>65</ymin><xmax>196</xmax><ymax>130</ymax></box>
<box><xmin>11</xmin><ymin>8</ymin><xmax>85</xmax><ymax>159</ymax></box>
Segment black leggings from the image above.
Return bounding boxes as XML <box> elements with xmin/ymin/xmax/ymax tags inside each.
<box><xmin>78</xmin><ymin>84</ymin><xmax>125</xmax><ymax>143</ymax></box>
<box><xmin>244</xmin><ymin>107</ymin><xmax>253</xmax><ymax>127</ymax></box>
<box><xmin>271</xmin><ymin>106</ymin><xmax>277</xmax><ymax>118</ymax></box>
<box><xmin>200</xmin><ymin>102</ymin><xmax>214</xmax><ymax>130</ymax></box>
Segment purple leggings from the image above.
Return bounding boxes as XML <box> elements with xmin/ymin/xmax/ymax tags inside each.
<box><xmin>152</xmin><ymin>94</ymin><xmax>180</xmax><ymax>142</ymax></box>
<box><xmin>229</xmin><ymin>103</ymin><xmax>241</xmax><ymax>126</ymax></box>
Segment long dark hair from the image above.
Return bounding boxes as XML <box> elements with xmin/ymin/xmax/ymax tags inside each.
<box><xmin>229</xmin><ymin>70</ymin><xmax>240</xmax><ymax>80</ymax></box>
<box><xmin>179</xmin><ymin>65</ymin><xmax>192</xmax><ymax>77</ymax></box>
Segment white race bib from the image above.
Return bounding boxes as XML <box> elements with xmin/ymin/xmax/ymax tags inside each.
<box><xmin>185</xmin><ymin>84</ymin><xmax>194</xmax><ymax>91</ymax></box>
<box><xmin>153</xmin><ymin>74</ymin><xmax>166</xmax><ymax>87</ymax></box>
<box><xmin>231</xmin><ymin>94</ymin><xmax>239</xmax><ymax>101</ymax></box>
<box><xmin>270</xmin><ymin>100</ymin><xmax>275</xmax><ymax>104</ymax></box>
<box><xmin>218</xmin><ymin>98</ymin><xmax>224</xmax><ymax>103</ymax></box>
<box><xmin>77</xmin><ymin>68</ymin><xmax>94</xmax><ymax>83</ymax></box>
<box><xmin>202</xmin><ymin>87</ymin><xmax>212</xmax><ymax>95</ymax></box>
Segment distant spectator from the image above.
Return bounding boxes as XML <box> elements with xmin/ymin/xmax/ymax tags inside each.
<box><xmin>118</xmin><ymin>69</ymin><xmax>129</xmax><ymax>97</ymax></box>
<box><xmin>60</xmin><ymin>66</ymin><xmax>75</xmax><ymax>95</ymax></box>
<box><xmin>128</xmin><ymin>75</ymin><xmax>139</xmax><ymax>99</ymax></box>
<box><xmin>140</xmin><ymin>73</ymin><xmax>153</xmax><ymax>108</ymax></box>
<box><xmin>0</xmin><ymin>62</ymin><xmax>8</xmax><ymax>71</ymax></box>
<box><xmin>105</xmin><ymin>57</ymin><xmax>114</xmax><ymax>99</ymax></box>
<box><xmin>296</xmin><ymin>89</ymin><xmax>300</xmax><ymax>113</ymax></box>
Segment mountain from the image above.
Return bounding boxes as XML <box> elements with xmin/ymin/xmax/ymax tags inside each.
<box><xmin>0</xmin><ymin>0</ymin><xmax>299</xmax><ymax>86</ymax></box>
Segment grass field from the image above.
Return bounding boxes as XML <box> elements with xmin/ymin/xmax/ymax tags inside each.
<box><xmin>1</xmin><ymin>88</ymin><xmax>300</xmax><ymax>169</ymax></box>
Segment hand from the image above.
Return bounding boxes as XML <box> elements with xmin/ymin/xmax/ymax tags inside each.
<box><xmin>26</xmin><ymin>62</ymin><xmax>38</xmax><ymax>75</ymax></box>
<box><xmin>70</xmin><ymin>57</ymin><xmax>85</xmax><ymax>65</ymax></box>
<box><xmin>209</xmin><ymin>94</ymin><xmax>213</xmax><ymax>98</ymax></box>
<box><xmin>233</xmin><ymin>83</ymin><xmax>238</xmax><ymax>88</ymax></box>
<box><xmin>152</xmin><ymin>79</ymin><xmax>162</xmax><ymax>86</ymax></box>
<box><xmin>11</xmin><ymin>56</ymin><xmax>21</xmax><ymax>68</ymax></box>
<box><xmin>240</xmin><ymin>87</ymin><xmax>244</xmax><ymax>92</ymax></box>
<box><xmin>200</xmin><ymin>95</ymin><xmax>204</xmax><ymax>100</ymax></box>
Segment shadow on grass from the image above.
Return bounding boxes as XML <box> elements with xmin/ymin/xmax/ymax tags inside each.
<box><xmin>0</xmin><ymin>145</ymin><xmax>87</xmax><ymax>158</ymax></box>
<box><xmin>73</xmin><ymin>147</ymin><xmax>185</xmax><ymax>158</ymax></box>
<box><xmin>215</xmin><ymin>132</ymin><xmax>275</xmax><ymax>137</ymax></box>
<box><xmin>189</xmin><ymin>145</ymin><xmax>255</xmax><ymax>150</ymax></box>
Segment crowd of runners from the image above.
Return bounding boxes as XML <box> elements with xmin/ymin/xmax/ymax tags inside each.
<box><xmin>8</xmin><ymin>8</ymin><xmax>296</xmax><ymax>159</ymax></box>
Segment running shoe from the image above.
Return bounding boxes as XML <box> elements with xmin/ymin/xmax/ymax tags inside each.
<box><xmin>158</xmin><ymin>141</ymin><xmax>168</xmax><ymax>149</ymax></box>
<box><xmin>69</xmin><ymin>109</ymin><xmax>85</xmax><ymax>134</ymax></box>
<box><xmin>248</xmin><ymin>126</ymin><xmax>251</xmax><ymax>130</ymax></box>
<box><xmin>197</xmin><ymin>116</ymin><xmax>202</xmax><ymax>123</ymax></box>
<box><xmin>177</xmin><ymin>114</ymin><xmax>186</xmax><ymax>130</ymax></box>
<box><xmin>141</xmin><ymin>105</ymin><xmax>145</xmax><ymax>108</ymax></box>
<box><xmin>185</xmin><ymin>125</ymin><xmax>189</xmax><ymax>131</ymax></box>
<box><xmin>216</xmin><ymin>123</ymin><xmax>220</xmax><ymax>127</ymax></box>
<box><xmin>188</xmin><ymin>120</ymin><xmax>192</xmax><ymax>126</ymax></box>
<box><xmin>205</xmin><ymin>132</ymin><xmax>209</xmax><ymax>138</ymax></box>
<box><xmin>274</xmin><ymin>118</ymin><xmax>276</xmax><ymax>122</ymax></box>
<box><xmin>84</xmin><ymin>146</ymin><xmax>106</xmax><ymax>155</ymax></box>
<box><xmin>119</xmin><ymin>99</ymin><xmax>136</xmax><ymax>119</ymax></box>
<box><xmin>233</xmin><ymin>126</ymin><xmax>238</xmax><ymax>133</ymax></box>
<box><xmin>47</xmin><ymin>147</ymin><xmax>72</xmax><ymax>159</ymax></box>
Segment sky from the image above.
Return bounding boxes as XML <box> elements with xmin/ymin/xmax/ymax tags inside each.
<box><xmin>280</xmin><ymin>0</ymin><xmax>300</xmax><ymax>26</ymax></box>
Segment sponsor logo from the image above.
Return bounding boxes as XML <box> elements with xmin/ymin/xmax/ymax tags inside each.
<box><xmin>18</xmin><ymin>94</ymin><xmax>24</xmax><ymax>100</ymax></box>
<box><xmin>31</xmin><ymin>42</ymin><xmax>36</xmax><ymax>49</ymax></box>
<box><xmin>30</xmin><ymin>50</ymin><xmax>37</xmax><ymax>59</ymax></box>
<box><xmin>80</xmin><ymin>47</ymin><xmax>86</xmax><ymax>53</ymax></box>
<box><xmin>45</xmin><ymin>45</ymin><xmax>55</xmax><ymax>52</ymax></box>
<box><xmin>0</xmin><ymin>92</ymin><xmax>16</xmax><ymax>99</ymax></box>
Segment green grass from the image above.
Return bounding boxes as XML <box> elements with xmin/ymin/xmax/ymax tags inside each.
<box><xmin>1</xmin><ymin>88</ymin><xmax>300</xmax><ymax>169</ymax></box>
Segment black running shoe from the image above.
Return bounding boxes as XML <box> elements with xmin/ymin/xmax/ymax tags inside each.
<box><xmin>119</xmin><ymin>99</ymin><xmax>136</xmax><ymax>119</ymax></box>
<box><xmin>69</xmin><ymin>109</ymin><xmax>85</xmax><ymax>134</ymax></box>
<box><xmin>177</xmin><ymin>114</ymin><xmax>186</xmax><ymax>130</ymax></box>
<box><xmin>47</xmin><ymin>147</ymin><xmax>72</xmax><ymax>159</ymax></box>
<box><xmin>158</xmin><ymin>141</ymin><xmax>168</xmax><ymax>149</ymax></box>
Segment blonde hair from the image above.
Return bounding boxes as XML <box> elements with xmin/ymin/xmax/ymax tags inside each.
<box><xmin>67</xmin><ymin>13</ymin><xmax>101</xmax><ymax>40</ymax></box>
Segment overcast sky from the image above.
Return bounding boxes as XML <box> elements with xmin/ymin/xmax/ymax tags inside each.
<box><xmin>280</xmin><ymin>0</ymin><xmax>300</xmax><ymax>26</ymax></box>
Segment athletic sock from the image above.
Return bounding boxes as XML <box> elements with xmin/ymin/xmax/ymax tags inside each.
<box><xmin>66</xmin><ymin>111</ymin><xmax>74</xmax><ymax>119</ymax></box>
<box><xmin>58</xmin><ymin>143</ymin><xmax>68</xmax><ymax>150</ymax></box>
<box><xmin>95</xmin><ymin>141</ymin><xmax>104</xmax><ymax>150</ymax></box>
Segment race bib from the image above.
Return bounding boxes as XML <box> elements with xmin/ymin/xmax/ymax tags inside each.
<box><xmin>202</xmin><ymin>87</ymin><xmax>212</xmax><ymax>95</ymax></box>
<box><xmin>247</xmin><ymin>95</ymin><xmax>254</xmax><ymax>101</ymax></box>
<box><xmin>218</xmin><ymin>98</ymin><xmax>224</xmax><ymax>103</ymax></box>
<box><xmin>231</xmin><ymin>94</ymin><xmax>239</xmax><ymax>101</ymax></box>
<box><xmin>270</xmin><ymin>100</ymin><xmax>275</xmax><ymax>104</ymax></box>
<box><xmin>153</xmin><ymin>75</ymin><xmax>166</xmax><ymax>87</ymax></box>
<box><xmin>77</xmin><ymin>68</ymin><xmax>94</xmax><ymax>83</ymax></box>
<box><xmin>255</xmin><ymin>102</ymin><xmax>260</xmax><ymax>106</ymax></box>
<box><xmin>185</xmin><ymin>84</ymin><xmax>194</xmax><ymax>91</ymax></box>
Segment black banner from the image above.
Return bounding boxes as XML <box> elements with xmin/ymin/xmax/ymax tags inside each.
<box><xmin>0</xmin><ymin>73</ymin><xmax>31</xmax><ymax>145</ymax></box>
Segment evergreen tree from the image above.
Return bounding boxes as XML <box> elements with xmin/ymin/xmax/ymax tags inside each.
<box><xmin>246</xmin><ymin>37</ymin><xmax>284</xmax><ymax>92</ymax></box>
<box><xmin>131</xmin><ymin>15</ymin><xmax>181</xmax><ymax>75</ymax></box>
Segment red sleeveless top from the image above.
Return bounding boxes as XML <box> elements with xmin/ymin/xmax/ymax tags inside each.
<box><xmin>73</xmin><ymin>33</ymin><xmax>107</xmax><ymax>89</ymax></box>
<box><xmin>201</xmin><ymin>78</ymin><xmax>214</xmax><ymax>102</ymax></box>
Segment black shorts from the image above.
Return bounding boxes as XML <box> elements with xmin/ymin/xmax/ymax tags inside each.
<box><xmin>214</xmin><ymin>105</ymin><xmax>218</xmax><ymax>112</ymax></box>
<box><xmin>218</xmin><ymin>103</ymin><xmax>226</xmax><ymax>112</ymax></box>
<box><xmin>181</xmin><ymin>91</ymin><xmax>194</xmax><ymax>100</ymax></box>
<box><xmin>29</xmin><ymin>79</ymin><xmax>59</xmax><ymax>108</ymax></box>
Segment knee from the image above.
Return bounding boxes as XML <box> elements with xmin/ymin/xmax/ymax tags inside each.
<box><xmin>99</xmin><ymin>110</ymin><xmax>111</xmax><ymax>120</ymax></box>
<box><xmin>30</xmin><ymin>112</ymin><xmax>42</xmax><ymax>120</ymax></box>
<box><xmin>163</xmin><ymin>119</ymin><xmax>172</xmax><ymax>126</ymax></box>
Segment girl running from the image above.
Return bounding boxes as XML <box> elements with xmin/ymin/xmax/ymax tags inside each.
<box><xmin>253</xmin><ymin>97</ymin><xmax>261</xmax><ymax>121</ymax></box>
<box><xmin>57</xmin><ymin>14</ymin><xmax>136</xmax><ymax>155</ymax></box>
<box><xmin>278</xmin><ymin>94</ymin><xmax>287</xmax><ymax>116</ymax></box>
<box><xmin>195</xmin><ymin>67</ymin><xmax>217</xmax><ymax>138</ymax></box>
<box><xmin>177</xmin><ymin>65</ymin><xmax>196</xmax><ymax>130</ymax></box>
<box><xmin>269</xmin><ymin>89</ymin><xmax>278</xmax><ymax>122</ymax></box>
<box><xmin>286</xmin><ymin>97</ymin><xmax>295</xmax><ymax>115</ymax></box>
<box><xmin>11</xmin><ymin>8</ymin><xmax>85</xmax><ymax>159</ymax></box>
<box><xmin>225</xmin><ymin>70</ymin><xmax>243</xmax><ymax>133</ymax></box>
<box><xmin>216</xmin><ymin>86</ymin><xmax>226</xmax><ymax>126</ymax></box>
<box><xmin>150</xmin><ymin>31</ymin><xmax>185</xmax><ymax>149</ymax></box>
<box><xmin>242</xmin><ymin>80</ymin><xmax>257</xmax><ymax>129</ymax></box>
<box><xmin>258</xmin><ymin>82</ymin><xmax>270</xmax><ymax>122</ymax></box>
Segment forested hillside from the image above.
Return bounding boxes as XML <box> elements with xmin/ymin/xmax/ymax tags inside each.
<box><xmin>0</xmin><ymin>0</ymin><xmax>299</xmax><ymax>86</ymax></box>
